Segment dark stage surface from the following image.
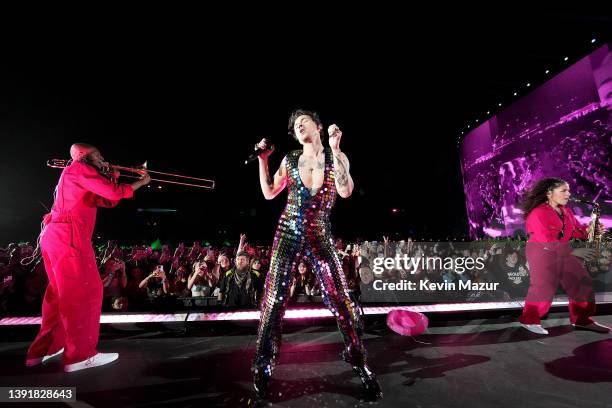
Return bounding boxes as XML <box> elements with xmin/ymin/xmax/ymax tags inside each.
<box><xmin>1</xmin><ymin>312</ymin><xmax>611</xmax><ymax>407</ymax></box>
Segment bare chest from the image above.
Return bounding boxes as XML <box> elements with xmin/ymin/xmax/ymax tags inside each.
<box><xmin>297</xmin><ymin>154</ymin><xmax>325</xmax><ymax>190</ymax></box>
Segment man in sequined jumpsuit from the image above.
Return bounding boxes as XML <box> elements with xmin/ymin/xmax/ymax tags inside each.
<box><xmin>252</xmin><ymin>109</ymin><xmax>382</xmax><ymax>400</ymax></box>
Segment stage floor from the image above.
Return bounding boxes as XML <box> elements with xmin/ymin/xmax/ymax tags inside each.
<box><xmin>0</xmin><ymin>312</ymin><xmax>611</xmax><ymax>407</ymax></box>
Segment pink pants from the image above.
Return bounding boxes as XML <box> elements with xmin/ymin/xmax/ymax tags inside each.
<box><xmin>519</xmin><ymin>244</ymin><xmax>595</xmax><ymax>325</ymax></box>
<box><xmin>26</xmin><ymin>222</ymin><xmax>103</xmax><ymax>365</ymax></box>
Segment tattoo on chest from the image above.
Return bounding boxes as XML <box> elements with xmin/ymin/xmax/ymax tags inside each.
<box><xmin>298</xmin><ymin>157</ymin><xmax>325</xmax><ymax>172</ymax></box>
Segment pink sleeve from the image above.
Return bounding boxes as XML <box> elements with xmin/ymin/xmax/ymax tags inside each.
<box><xmin>96</xmin><ymin>196</ymin><xmax>123</xmax><ymax>208</ymax></box>
<box><xmin>73</xmin><ymin>162</ymin><xmax>134</xmax><ymax>201</ymax></box>
<box><xmin>568</xmin><ymin>208</ymin><xmax>589</xmax><ymax>240</ymax></box>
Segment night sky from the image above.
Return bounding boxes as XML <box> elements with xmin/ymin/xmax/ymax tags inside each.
<box><xmin>1</xmin><ymin>11</ymin><xmax>610</xmax><ymax>246</ymax></box>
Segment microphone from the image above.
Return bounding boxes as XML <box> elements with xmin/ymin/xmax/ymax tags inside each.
<box><xmin>244</xmin><ymin>139</ymin><xmax>273</xmax><ymax>165</ymax></box>
<box><xmin>569</xmin><ymin>197</ymin><xmax>600</xmax><ymax>207</ymax></box>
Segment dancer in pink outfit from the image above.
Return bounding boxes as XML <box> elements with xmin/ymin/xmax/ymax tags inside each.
<box><xmin>26</xmin><ymin>143</ymin><xmax>151</xmax><ymax>372</ymax></box>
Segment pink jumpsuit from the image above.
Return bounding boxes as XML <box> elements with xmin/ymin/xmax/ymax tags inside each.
<box><xmin>26</xmin><ymin>161</ymin><xmax>133</xmax><ymax>365</ymax></box>
<box><xmin>519</xmin><ymin>203</ymin><xmax>595</xmax><ymax>325</ymax></box>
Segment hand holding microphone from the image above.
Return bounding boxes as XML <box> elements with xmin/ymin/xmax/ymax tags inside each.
<box><xmin>245</xmin><ymin>138</ymin><xmax>274</xmax><ymax>164</ymax></box>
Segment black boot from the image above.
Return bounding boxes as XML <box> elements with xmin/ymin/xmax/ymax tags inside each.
<box><xmin>352</xmin><ymin>363</ymin><xmax>383</xmax><ymax>401</ymax></box>
<box><xmin>252</xmin><ymin>367</ymin><xmax>270</xmax><ymax>400</ymax></box>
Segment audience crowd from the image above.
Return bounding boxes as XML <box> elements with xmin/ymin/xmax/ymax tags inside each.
<box><xmin>1</xmin><ymin>235</ymin><xmax>609</xmax><ymax>316</ymax></box>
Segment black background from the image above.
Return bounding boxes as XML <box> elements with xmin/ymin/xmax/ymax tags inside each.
<box><xmin>1</xmin><ymin>10</ymin><xmax>610</xmax><ymax>246</ymax></box>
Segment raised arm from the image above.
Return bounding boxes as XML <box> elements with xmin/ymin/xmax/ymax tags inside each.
<box><xmin>237</xmin><ymin>233</ymin><xmax>247</xmax><ymax>254</ymax></box>
<box><xmin>328</xmin><ymin>124</ymin><xmax>354</xmax><ymax>198</ymax></box>
<box><xmin>187</xmin><ymin>270</ymin><xmax>199</xmax><ymax>290</ymax></box>
<box><xmin>71</xmin><ymin>162</ymin><xmax>151</xmax><ymax>203</ymax></box>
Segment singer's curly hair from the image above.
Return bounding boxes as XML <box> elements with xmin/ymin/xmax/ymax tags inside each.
<box><xmin>288</xmin><ymin>109</ymin><xmax>323</xmax><ymax>140</ymax></box>
<box><xmin>520</xmin><ymin>177</ymin><xmax>568</xmax><ymax>219</ymax></box>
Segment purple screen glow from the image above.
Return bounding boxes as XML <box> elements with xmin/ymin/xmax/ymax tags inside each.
<box><xmin>460</xmin><ymin>44</ymin><xmax>612</xmax><ymax>239</ymax></box>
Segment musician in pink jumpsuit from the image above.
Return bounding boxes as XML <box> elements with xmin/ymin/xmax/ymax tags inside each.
<box><xmin>518</xmin><ymin>177</ymin><xmax>609</xmax><ymax>335</ymax></box>
<box><xmin>25</xmin><ymin>143</ymin><xmax>151</xmax><ymax>372</ymax></box>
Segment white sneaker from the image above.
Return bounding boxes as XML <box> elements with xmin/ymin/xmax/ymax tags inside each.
<box><xmin>64</xmin><ymin>352</ymin><xmax>118</xmax><ymax>373</ymax></box>
<box><xmin>520</xmin><ymin>323</ymin><xmax>549</xmax><ymax>335</ymax></box>
<box><xmin>25</xmin><ymin>348</ymin><xmax>64</xmax><ymax>367</ymax></box>
<box><xmin>572</xmin><ymin>322</ymin><xmax>611</xmax><ymax>333</ymax></box>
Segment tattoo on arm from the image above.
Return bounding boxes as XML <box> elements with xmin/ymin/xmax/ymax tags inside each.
<box><xmin>333</xmin><ymin>153</ymin><xmax>349</xmax><ymax>187</ymax></box>
<box><xmin>268</xmin><ymin>164</ymin><xmax>283</xmax><ymax>188</ymax></box>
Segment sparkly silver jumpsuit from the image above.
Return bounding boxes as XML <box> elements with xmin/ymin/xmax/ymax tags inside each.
<box><xmin>252</xmin><ymin>147</ymin><xmax>367</xmax><ymax>377</ymax></box>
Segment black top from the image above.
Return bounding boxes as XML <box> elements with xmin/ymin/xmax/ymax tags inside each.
<box><xmin>219</xmin><ymin>269</ymin><xmax>260</xmax><ymax>308</ymax></box>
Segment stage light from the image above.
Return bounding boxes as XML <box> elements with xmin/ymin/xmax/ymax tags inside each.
<box><xmin>591</xmin><ymin>38</ymin><xmax>596</xmax><ymax>43</ymax></box>
<box><xmin>513</xmin><ymin>92</ymin><xmax>517</xmax><ymax>96</ymax></box>
<box><xmin>486</xmin><ymin>111</ymin><xmax>490</xmax><ymax>115</ymax></box>
<box><xmin>564</xmin><ymin>56</ymin><xmax>568</xmax><ymax>61</ymax></box>
<box><xmin>526</xmin><ymin>83</ymin><xmax>530</xmax><ymax>87</ymax></box>
<box><xmin>498</xmin><ymin>103</ymin><xmax>502</xmax><ymax>107</ymax></box>
<box><xmin>10</xmin><ymin>298</ymin><xmax>607</xmax><ymax>325</ymax></box>
<box><xmin>545</xmin><ymin>69</ymin><xmax>550</xmax><ymax>74</ymax></box>
<box><xmin>392</xmin><ymin>208</ymin><xmax>398</xmax><ymax>214</ymax></box>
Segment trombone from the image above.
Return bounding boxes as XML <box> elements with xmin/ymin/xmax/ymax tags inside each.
<box><xmin>47</xmin><ymin>159</ymin><xmax>215</xmax><ymax>190</ymax></box>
